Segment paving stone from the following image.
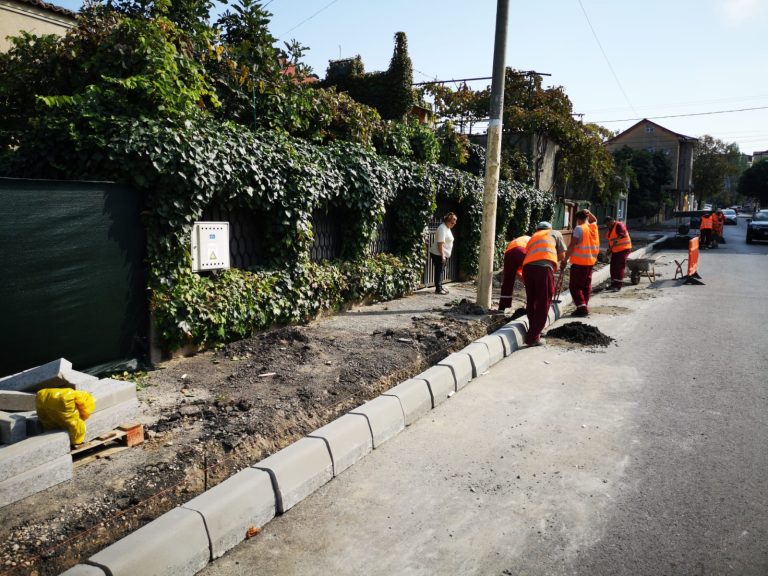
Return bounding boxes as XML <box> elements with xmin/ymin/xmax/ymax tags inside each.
<box><xmin>0</xmin><ymin>453</ymin><xmax>72</xmax><ymax>509</ymax></box>
<box><xmin>58</xmin><ymin>564</ymin><xmax>107</xmax><ymax>576</ymax></box>
<box><xmin>460</xmin><ymin>342</ymin><xmax>492</xmax><ymax>377</ymax></box>
<box><xmin>476</xmin><ymin>335</ymin><xmax>505</xmax><ymax>366</ymax></box>
<box><xmin>382</xmin><ymin>378</ymin><xmax>432</xmax><ymax>426</ymax></box>
<box><xmin>182</xmin><ymin>468</ymin><xmax>275</xmax><ymax>559</ymax></box>
<box><xmin>414</xmin><ymin>365</ymin><xmax>455</xmax><ymax>407</ymax></box>
<box><xmin>308</xmin><ymin>414</ymin><xmax>372</xmax><ymax>477</ymax></box>
<box><xmin>83</xmin><ymin>398</ymin><xmax>140</xmax><ymax>443</ymax></box>
<box><xmin>0</xmin><ymin>390</ymin><xmax>36</xmax><ymax>412</ymax></box>
<box><xmin>88</xmin><ymin>507</ymin><xmax>209</xmax><ymax>576</ymax></box>
<box><xmin>0</xmin><ymin>358</ymin><xmax>72</xmax><ymax>392</ymax></box>
<box><xmin>0</xmin><ymin>411</ymin><xmax>27</xmax><ymax>444</ymax></box>
<box><xmin>253</xmin><ymin>437</ymin><xmax>332</xmax><ymax>514</ymax></box>
<box><xmin>79</xmin><ymin>379</ymin><xmax>137</xmax><ymax>412</ymax></box>
<box><xmin>437</xmin><ymin>352</ymin><xmax>473</xmax><ymax>390</ymax></box>
<box><xmin>350</xmin><ymin>395</ymin><xmax>405</xmax><ymax>448</ymax></box>
<box><xmin>0</xmin><ymin>431</ymin><xmax>70</xmax><ymax>483</ymax></box>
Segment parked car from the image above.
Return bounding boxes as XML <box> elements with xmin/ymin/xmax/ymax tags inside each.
<box><xmin>746</xmin><ymin>212</ymin><xmax>768</xmax><ymax>243</ymax></box>
<box><xmin>722</xmin><ymin>209</ymin><xmax>738</xmax><ymax>225</ymax></box>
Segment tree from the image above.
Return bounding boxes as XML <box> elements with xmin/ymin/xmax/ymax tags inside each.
<box><xmin>613</xmin><ymin>146</ymin><xmax>673</xmax><ymax>218</ymax></box>
<box><xmin>737</xmin><ymin>159</ymin><xmax>768</xmax><ymax>206</ymax></box>
<box><xmin>693</xmin><ymin>135</ymin><xmax>743</xmax><ymax>207</ymax></box>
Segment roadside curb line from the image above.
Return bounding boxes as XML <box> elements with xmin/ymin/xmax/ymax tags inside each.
<box><xmin>59</xmin><ymin>238</ymin><xmax>667</xmax><ymax>576</ymax></box>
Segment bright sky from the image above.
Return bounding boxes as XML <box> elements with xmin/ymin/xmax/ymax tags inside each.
<box><xmin>53</xmin><ymin>0</ymin><xmax>768</xmax><ymax>155</ymax></box>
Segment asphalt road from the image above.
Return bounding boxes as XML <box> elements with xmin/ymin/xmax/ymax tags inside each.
<box><xmin>201</xmin><ymin>218</ymin><xmax>768</xmax><ymax>576</ymax></box>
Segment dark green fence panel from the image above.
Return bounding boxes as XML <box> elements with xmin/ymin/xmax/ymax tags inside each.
<box><xmin>0</xmin><ymin>178</ymin><xmax>147</xmax><ymax>377</ymax></box>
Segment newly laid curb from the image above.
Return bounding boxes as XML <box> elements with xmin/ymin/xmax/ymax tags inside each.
<box><xmin>61</xmin><ymin>239</ymin><xmax>665</xmax><ymax>575</ymax></box>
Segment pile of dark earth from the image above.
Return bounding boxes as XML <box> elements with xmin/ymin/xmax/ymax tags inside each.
<box><xmin>546</xmin><ymin>321</ymin><xmax>614</xmax><ymax>347</ymax></box>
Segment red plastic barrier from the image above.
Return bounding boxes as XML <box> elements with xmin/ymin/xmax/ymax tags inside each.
<box><xmin>688</xmin><ymin>236</ymin><xmax>699</xmax><ymax>276</ymax></box>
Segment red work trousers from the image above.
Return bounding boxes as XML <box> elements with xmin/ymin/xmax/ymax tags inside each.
<box><xmin>610</xmin><ymin>249</ymin><xmax>630</xmax><ymax>289</ymax></box>
<box><xmin>522</xmin><ymin>263</ymin><xmax>555</xmax><ymax>345</ymax></box>
<box><xmin>569</xmin><ymin>264</ymin><xmax>593</xmax><ymax>310</ymax></box>
<box><xmin>499</xmin><ymin>247</ymin><xmax>526</xmax><ymax>310</ymax></box>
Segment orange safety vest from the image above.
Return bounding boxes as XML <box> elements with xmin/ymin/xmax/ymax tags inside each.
<box><xmin>570</xmin><ymin>222</ymin><xmax>600</xmax><ymax>266</ymax></box>
<box><xmin>504</xmin><ymin>235</ymin><xmax>530</xmax><ymax>253</ymax></box>
<box><xmin>607</xmin><ymin>223</ymin><xmax>632</xmax><ymax>253</ymax></box>
<box><xmin>700</xmin><ymin>214</ymin><xmax>713</xmax><ymax>230</ymax></box>
<box><xmin>523</xmin><ymin>230</ymin><xmax>558</xmax><ymax>268</ymax></box>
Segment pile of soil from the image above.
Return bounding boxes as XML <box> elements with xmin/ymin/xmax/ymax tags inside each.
<box><xmin>0</xmin><ymin>284</ymin><xmax>516</xmax><ymax>576</ymax></box>
<box><xmin>546</xmin><ymin>322</ymin><xmax>614</xmax><ymax>347</ymax></box>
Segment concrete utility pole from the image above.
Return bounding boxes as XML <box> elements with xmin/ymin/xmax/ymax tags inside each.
<box><xmin>476</xmin><ymin>0</ymin><xmax>510</xmax><ymax>308</ymax></box>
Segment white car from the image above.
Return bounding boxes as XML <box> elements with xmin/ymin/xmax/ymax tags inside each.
<box><xmin>721</xmin><ymin>209</ymin><xmax>738</xmax><ymax>225</ymax></box>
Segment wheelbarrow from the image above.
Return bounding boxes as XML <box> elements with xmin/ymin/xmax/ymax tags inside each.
<box><xmin>626</xmin><ymin>256</ymin><xmax>657</xmax><ymax>285</ymax></box>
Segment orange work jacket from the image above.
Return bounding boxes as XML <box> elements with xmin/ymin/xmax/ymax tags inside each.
<box><xmin>570</xmin><ymin>222</ymin><xmax>600</xmax><ymax>266</ymax></box>
<box><xmin>523</xmin><ymin>230</ymin><xmax>558</xmax><ymax>268</ymax></box>
<box><xmin>607</xmin><ymin>223</ymin><xmax>632</xmax><ymax>253</ymax></box>
<box><xmin>700</xmin><ymin>214</ymin><xmax>713</xmax><ymax>230</ymax></box>
<box><xmin>504</xmin><ymin>235</ymin><xmax>530</xmax><ymax>253</ymax></box>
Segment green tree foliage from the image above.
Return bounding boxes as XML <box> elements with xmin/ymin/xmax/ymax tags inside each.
<box><xmin>737</xmin><ymin>159</ymin><xmax>768</xmax><ymax>206</ymax></box>
<box><xmin>692</xmin><ymin>135</ymin><xmax>743</xmax><ymax>206</ymax></box>
<box><xmin>612</xmin><ymin>146</ymin><xmax>673</xmax><ymax>218</ymax></box>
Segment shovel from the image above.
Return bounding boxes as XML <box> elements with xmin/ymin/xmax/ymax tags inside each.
<box><xmin>552</xmin><ymin>264</ymin><xmax>566</xmax><ymax>304</ymax></box>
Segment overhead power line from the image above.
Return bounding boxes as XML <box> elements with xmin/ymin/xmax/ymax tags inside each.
<box><xmin>280</xmin><ymin>0</ymin><xmax>341</xmax><ymax>36</ymax></box>
<box><xmin>592</xmin><ymin>105</ymin><xmax>768</xmax><ymax>123</ymax></box>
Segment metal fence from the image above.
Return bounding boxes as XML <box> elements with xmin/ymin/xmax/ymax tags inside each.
<box><xmin>310</xmin><ymin>208</ymin><xmax>343</xmax><ymax>261</ymax></box>
<box><xmin>203</xmin><ymin>205</ymin><xmax>265</xmax><ymax>270</ymax></box>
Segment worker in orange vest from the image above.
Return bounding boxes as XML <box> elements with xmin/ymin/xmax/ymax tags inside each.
<box><xmin>712</xmin><ymin>209</ymin><xmax>725</xmax><ymax>244</ymax></box>
<box><xmin>498</xmin><ymin>233</ymin><xmax>531</xmax><ymax>311</ymax></box>
<box><xmin>699</xmin><ymin>211</ymin><xmax>714</xmax><ymax>248</ymax></box>
<box><xmin>565</xmin><ymin>209</ymin><xmax>599</xmax><ymax>316</ymax></box>
<box><xmin>522</xmin><ymin>221</ymin><xmax>566</xmax><ymax>347</ymax></box>
<box><xmin>604</xmin><ymin>216</ymin><xmax>632</xmax><ymax>291</ymax></box>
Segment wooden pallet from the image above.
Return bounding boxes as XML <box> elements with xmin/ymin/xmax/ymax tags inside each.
<box><xmin>72</xmin><ymin>423</ymin><xmax>144</xmax><ymax>467</ymax></box>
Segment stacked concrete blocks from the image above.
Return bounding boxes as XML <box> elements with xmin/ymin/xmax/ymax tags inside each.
<box><xmin>350</xmin><ymin>395</ymin><xmax>405</xmax><ymax>448</ymax></box>
<box><xmin>437</xmin><ymin>352</ymin><xmax>473</xmax><ymax>390</ymax></box>
<box><xmin>308</xmin><ymin>414</ymin><xmax>373</xmax><ymax>476</ymax></box>
<box><xmin>413</xmin><ymin>365</ymin><xmax>455</xmax><ymax>407</ymax></box>
<box><xmin>381</xmin><ymin>378</ymin><xmax>432</xmax><ymax>426</ymax></box>
<box><xmin>254</xmin><ymin>437</ymin><xmax>333</xmax><ymax>514</ymax></box>
<box><xmin>0</xmin><ymin>358</ymin><xmax>73</xmax><ymax>392</ymax></box>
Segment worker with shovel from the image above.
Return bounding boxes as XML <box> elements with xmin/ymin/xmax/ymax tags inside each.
<box><xmin>565</xmin><ymin>209</ymin><xmax>600</xmax><ymax>316</ymax></box>
<box><xmin>522</xmin><ymin>221</ymin><xmax>566</xmax><ymax>347</ymax></box>
<box><xmin>498</xmin><ymin>232</ymin><xmax>530</xmax><ymax>311</ymax></box>
<box><xmin>604</xmin><ymin>216</ymin><xmax>632</xmax><ymax>291</ymax></box>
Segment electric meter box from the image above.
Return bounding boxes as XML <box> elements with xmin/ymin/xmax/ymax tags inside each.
<box><xmin>191</xmin><ymin>221</ymin><xmax>230</xmax><ymax>272</ymax></box>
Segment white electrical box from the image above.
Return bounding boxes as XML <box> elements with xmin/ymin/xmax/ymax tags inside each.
<box><xmin>191</xmin><ymin>221</ymin><xmax>230</xmax><ymax>272</ymax></box>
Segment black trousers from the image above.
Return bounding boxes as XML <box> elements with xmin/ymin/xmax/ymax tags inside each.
<box><xmin>431</xmin><ymin>253</ymin><xmax>445</xmax><ymax>291</ymax></box>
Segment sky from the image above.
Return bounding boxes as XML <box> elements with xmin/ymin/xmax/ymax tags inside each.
<box><xmin>52</xmin><ymin>0</ymin><xmax>768</xmax><ymax>155</ymax></box>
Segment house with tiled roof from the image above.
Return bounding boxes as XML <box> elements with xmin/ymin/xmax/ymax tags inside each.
<box><xmin>0</xmin><ymin>0</ymin><xmax>76</xmax><ymax>52</ymax></box>
<box><xmin>605</xmin><ymin>118</ymin><xmax>698</xmax><ymax>213</ymax></box>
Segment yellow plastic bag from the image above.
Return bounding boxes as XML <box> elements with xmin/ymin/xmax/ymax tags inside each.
<box><xmin>36</xmin><ymin>388</ymin><xmax>96</xmax><ymax>445</ymax></box>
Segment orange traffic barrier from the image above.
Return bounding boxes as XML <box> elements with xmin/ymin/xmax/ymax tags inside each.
<box><xmin>683</xmin><ymin>236</ymin><xmax>704</xmax><ymax>285</ymax></box>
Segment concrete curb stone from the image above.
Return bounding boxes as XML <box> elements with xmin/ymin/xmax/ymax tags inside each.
<box><xmin>0</xmin><ymin>453</ymin><xmax>72</xmax><ymax>509</ymax></box>
<box><xmin>80</xmin><ymin>379</ymin><xmax>138</xmax><ymax>412</ymax></box>
<box><xmin>0</xmin><ymin>411</ymin><xmax>27</xmax><ymax>444</ymax></box>
<box><xmin>0</xmin><ymin>431</ymin><xmax>70</xmax><ymax>483</ymax></box>
<box><xmin>460</xmin><ymin>342</ymin><xmax>492</xmax><ymax>377</ymax></box>
<box><xmin>350</xmin><ymin>395</ymin><xmax>405</xmax><ymax>448</ymax></box>
<box><xmin>83</xmin><ymin>398</ymin><xmax>140</xmax><ymax>443</ymax></box>
<box><xmin>87</xmin><ymin>507</ymin><xmax>210</xmax><ymax>576</ymax></box>
<box><xmin>59</xmin><ymin>565</ymin><xmax>107</xmax><ymax>575</ymax></box>
<box><xmin>0</xmin><ymin>358</ymin><xmax>72</xmax><ymax>392</ymax></box>
<box><xmin>475</xmin><ymin>335</ymin><xmax>505</xmax><ymax>366</ymax></box>
<box><xmin>308</xmin><ymin>414</ymin><xmax>373</xmax><ymax>477</ymax></box>
<box><xmin>414</xmin><ymin>365</ymin><xmax>455</xmax><ymax>407</ymax></box>
<box><xmin>436</xmin><ymin>352</ymin><xmax>473</xmax><ymax>390</ymax></box>
<box><xmin>381</xmin><ymin>379</ymin><xmax>432</xmax><ymax>426</ymax></box>
<box><xmin>0</xmin><ymin>390</ymin><xmax>36</xmax><ymax>412</ymax></box>
<box><xmin>181</xmin><ymin>468</ymin><xmax>275</xmax><ymax>560</ymax></box>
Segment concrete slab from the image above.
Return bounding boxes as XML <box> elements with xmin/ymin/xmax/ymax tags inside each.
<box><xmin>83</xmin><ymin>398</ymin><xmax>140</xmax><ymax>443</ymax></box>
<box><xmin>476</xmin><ymin>335</ymin><xmax>505</xmax><ymax>366</ymax></box>
<box><xmin>350</xmin><ymin>395</ymin><xmax>405</xmax><ymax>448</ymax></box>
<box><xmin>0</xmin><ymin>411</ymin><xmax>27</xmax><ymax>444</ymax></box>
<box><xmin>0</xmin><ymin>453</ymin><xmax>72</xmax><ymax>509</ymax></box>
<box><xmin>88</xmin><ymin>507</ymin><xmax>210</xmax><ymax>576</ymax></box>
<box><xmin>0</xmin><ymin>390</ymin><xmax>36</xmax><ymax>412</ymax></box>
<box><xmin>79</xmin><ymin>379</ymin><xmax>137</xmax><ymax>412</ymax></box>
<box><xmin>182</xmin><ymin>468</ymin><xmax>275</xmax><ymax>559</ymax></box>
<box><xmin>461</xmin><ymin>342</ymin><xmax>492</xmax><ymax>377</ymax></box>
<box><xmin>414</xmin><ymin>365</ymin><xmax>455</xmax><ymax>407</ymax></box>
<box><xmin>253</xmin><ymin>437</ymin><xmax>333</xmax><ymax>514</ymax></box>
<box><xmin>308</xmin><ymin>414</ymin><xmax>372</xmax><ymax>477</ymax></box>
<box><xmin>58</xmin><ymin>564</ymin><xmax>107</xmax><ymax>576</ymax></box>
<box><xmin>0</xmin><ymin>431</ymin><xmax>70</xmax><ymax>483</ymax></box>
<box><xmin>0</xmin><ymin>358</ymin><xmax>72</xmax><ymax>392</ymax></box>
<box><xmin>62</xmin><ymin>369</ymin><xmax>100</xmax><ymax>390</ymax></box>
<box><xmin>437</xmin><ymin>352</ymin><xmax>473</xmax><ymax>390</ymax></box>
<box><xmin>382</xmin><ymin>378</ymin><xmax>432</xmax><ymax>426</ymax></box>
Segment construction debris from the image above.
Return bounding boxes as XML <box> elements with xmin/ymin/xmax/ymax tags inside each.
<box><xmin>546</xmin><ymin>322</ymin><xmax>614</xmax><ymax>347</ymax></box>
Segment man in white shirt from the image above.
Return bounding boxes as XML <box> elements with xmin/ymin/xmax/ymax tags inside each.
<box><xmin>429</xmin><ymin>212</ymin><xmax>457</xmax><ymax>295</ymax></box>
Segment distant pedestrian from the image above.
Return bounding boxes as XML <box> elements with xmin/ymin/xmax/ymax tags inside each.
<box><xmin>604</xmin><ymin>216</ymin><xmax>632</xmax><ymax>291</ymax></box>
<box><xmin>430</xmin><ymin>212</ymin><xmax>457</xmax><ymax>295</ymax></box>
<box><xmin>498</xmin><ymin>233</ymin><xmax>530</xmax><ymax>311</ymax></box>
<box><xmin>522</xmin><ymin>221</ymin><xmax>566</xmax><ymax>347</ymax></box>
<box><xmin>565</xmin><ymin>209</ymin><xmax>599</xmax><ymax>316</ymax></box>
<box><xmin>699</xmin><ymin>211</ymin><xmax>714</xmax><ymax>248</ymax></box>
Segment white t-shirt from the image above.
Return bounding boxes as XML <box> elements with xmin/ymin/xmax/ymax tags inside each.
<box><xmin>430</xmin><ymin>223</ymin><xmax>454</xmax><ymax>258</ymax></box>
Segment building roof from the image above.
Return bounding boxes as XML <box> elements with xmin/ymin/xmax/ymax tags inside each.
<box><xmin>10</xmin><ymin>0</ymin><xmax>76</xmax><ymax>18</ymax></box>
<box><xmin>605</xmin><ymin>118</ymin><xmax>698</xmax><ymax>145</ymax></box>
